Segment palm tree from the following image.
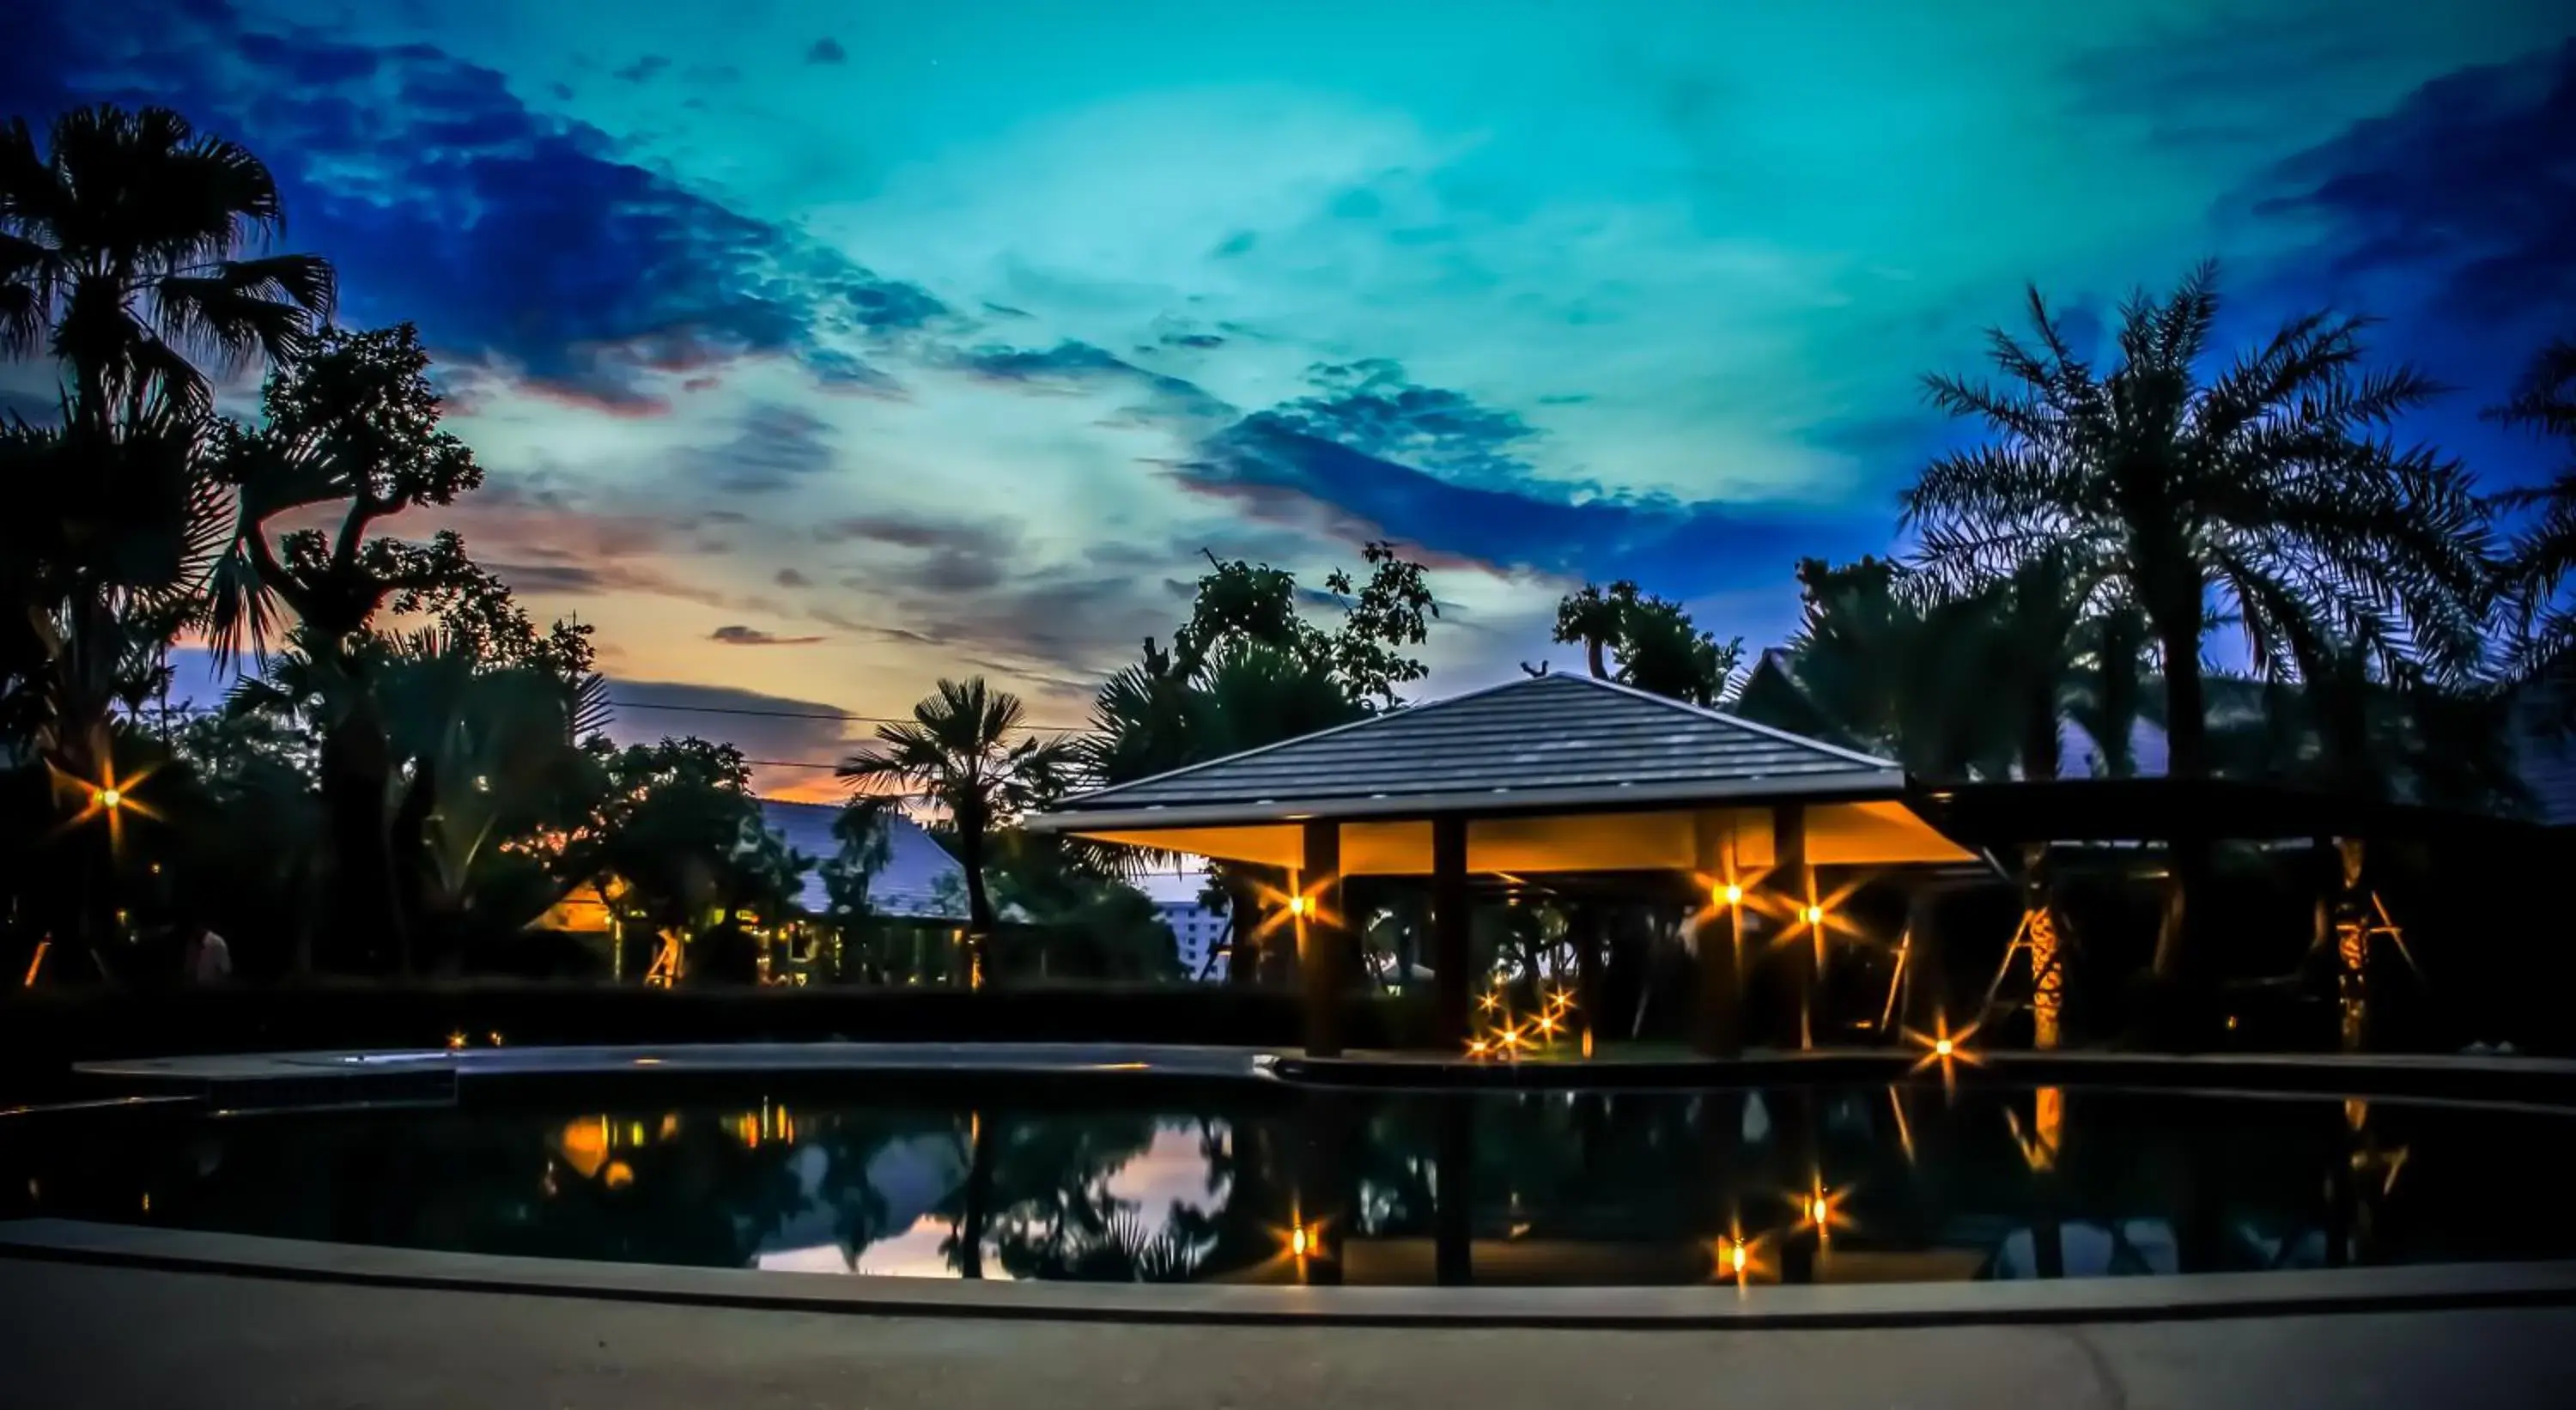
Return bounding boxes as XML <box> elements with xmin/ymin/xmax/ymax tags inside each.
<box><xmin>1081</xmin><ymin>638</ymin><xmax>1361</xmax><ymax>985</ymax></box>
<box><xmin>2</xmin><ymin>105</ymin><xmax>334</xmax><ymax>431</ymax></box>
<box><xmin>2488</xmin><ymin>337</ymin><xmax>2576</xmax><ymax>678</ymax></box>
<box><xmin>1903</xmin><ymin>263</ymin><xmax>2493</xmax><ymax>986</ymax></box>
<box><xmin>840</xmin><ymin>678</ymin><xmax>1071</xmax><ymax>987</ymax></box>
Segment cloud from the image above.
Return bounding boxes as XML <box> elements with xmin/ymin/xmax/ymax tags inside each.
<box><xmin>805</xmin><ymin>37</ymin><xmax>847</xmax><ymax>64</ymax></box>
<box><xmin>24</xmin><ymin>0</ymin><xmax>947</xmax><ymax>413</ymax></box>
<box><xmin>702</xmin><ymin>402</ymin><xmax>838</xmax><ymax>493</ymax></box>
<box><xmin>1261</xmin><ymin>359</ymin><xmax>1541</xmax><ymax>490</ymax></box>
<box><xmin>954</xmin><ymin>339</ymin><xmax>1235</xmax><ymax>423</ymax></box>
<box><xmin>775</xmin><ymin>568</ymin><xmax>812</xmax><ymax>588</ymax></box>
<box><xmin>2251</xmin><ymin>40</ymin><xmax>2576</xmax><ymax>318</ymax></box>
<box><xmin>611</xmin><ymin>55</ymin><xmax>669</xmax><ymax>83</ymax></box>
<box><xmin>710</xmin><ymin>624</ymin><xmax>827</xmax><ymax>646</ymax></box>
<box><xmin>601</xmin><ymin>679</ymin><xmax>860</xmax><ymax>798</ymax></box>
<box><xmin>812</xmin><ymin>514</ymin><xmax>1013</xmax><ymax>553</ymax></box>
<box><xmin>2057</xmin><ymin>5</ymin><xmax>2400</xmax><ymax>151</ymax></box>
<box><xmin>1171</xmin><ymin>415</ymin><xmax>1880</xmax><ymax>595</ymax></box>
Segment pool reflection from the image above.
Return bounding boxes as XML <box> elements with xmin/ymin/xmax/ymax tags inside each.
<box><xmin>9</xmin><ymin>1082</ymin><xmax>2570</xmax><ymax>1287</ymax></box>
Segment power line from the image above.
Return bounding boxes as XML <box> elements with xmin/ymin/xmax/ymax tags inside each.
<box><xmin>606</xmin><ymin>700</ymin><xmax>1088</xmax><ymax>732</ymax></box>
<box><xmin>153</xmin><ymin>697</ymin><xmax>1090</xmax><ymax>733</ymax></box>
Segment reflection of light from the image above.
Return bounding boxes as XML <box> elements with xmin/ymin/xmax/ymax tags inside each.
<box><xmin>604</xmin><ymin>1161</ymin><xmax>634</xmax><ymax>1189</ymax></box>
<box><xmin>1794</xmin><ymin>1178</ymin><xmax>1851</xmax><ymax>1242</ymax></box>
<box><xmin>1466</xmin><ymin>1038</ymin><xmax>1489</xmax><ymax>1059</ymax></box>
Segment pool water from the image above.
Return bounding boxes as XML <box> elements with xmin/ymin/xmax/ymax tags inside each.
<box><xmin>9</xmin><ymin>1083</ymin><xmax>2571</xmax><ymax>1287</ymax></box>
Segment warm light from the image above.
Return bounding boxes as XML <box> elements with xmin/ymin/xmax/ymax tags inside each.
<box><xmin>98</xmin><ymin>787</ymin><xmax>122</xmax><ymax>810</ymax></box>
<box><xmin>1467</xmin><ymin>1038</ymin><xmax>1489</xmax><ymax>1058</ymax></box>
<box><xmin>1534</xmin><ymin>1010</ymin><xmax>1561</xmax><ymax>1038</ymax></box>
<box><xmin>487</xmin><ymin>1031</ymin><xmax>504</xmax><ymax>1047</ymax></box>
<box><xmin>446</xmin><ymin>1031</ymin><xmax>468</xmax><ymax>1050</ymax></box>
<box><xmin>1286</xmin><ymin>895</ymin><xmax>1309</xmax><ymax>917</ymax></box>
<box><xmin>1728</xmin><ymin>1241</ymin><xmax>1748</xmax><ymax>1274</ymax></box>
<box><xmin>1905</xmin><ymin>1014</ymin><xmax>1983</xmax><ymax>1090</ymax></box>
<box><xmin>603</xmin><ymin>1161</ymin><xmax>634</xmax><ymax>1189</ymax></box>
<box><xmin>1715</xmin><ymin>882</ymin><xmax>1743</xmax><ymax>906</ymax></box>
<box><xmin>1809</xmin><ymin>1196</ymin><xmax>1830</xmax><ymax>1225</ymax></box>
<box><xmin>1801</xmin><ymin>904</ymin><xmax>1823</xmax><ymax>925</ymax></box>
<box><xmin>1479</xmin><ymin>990</ymin><xmax>1502</xmax><ymax>1013</ymax></box>
<box><xmin>1546</xmin><ymin>987</ymin><xmax>1575</xmax><ymax>1013</ymax></box>
<box><xmin>1291</xmin><ymin>1226</ymin><xmax>1310</xmax><ymax>1258</ymax></box>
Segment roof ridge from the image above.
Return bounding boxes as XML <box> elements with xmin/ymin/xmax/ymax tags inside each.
<box><xmin>1057</xmin><ymin>672</ymin><xmax>1557</xmax><ymax>808</ymax></box>
<box><xmin>1540</xmin><ymin>670</ymin><xmax>1905</xmax><ymax>770</ymax></box>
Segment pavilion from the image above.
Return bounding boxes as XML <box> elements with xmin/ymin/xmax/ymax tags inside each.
<box><xmin>1025</xmin><ymin>672</ymin><xmax>1979</xmax><ymax>1056</ymax></box>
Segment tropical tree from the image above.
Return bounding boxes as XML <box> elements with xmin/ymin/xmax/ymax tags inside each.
<box><xmin>1547</xmin><ymin>580</ymin><xmax>1743</xmax><ymax>704</ymax></box>
<box><xmin>204</xmin><ymin>323</ymin><xmax>502</xmax><ymax>971</ymax></box>
<box><xmin>556</xmin><ymin>737</ymin><xmax>774</xmax><ymax>967</ymax></box>
<box><xmin>1901</xmin><ymin>263</ymin><xmax>2494</xmax><ymax>988</ymax></box>
<box><xmin>1</xmin><ymin>104</ymin><xmax>335</xmax><ymax>431</ymax></box>
<box><xmin>2</xmin><ymin>104</ymin><xmax>332</xmax><ymax>977</ymax></box>
<box><xmin>2487</xmin><ymin>337</ymin><xmax>2576</xmax><ymax>679</ymax></box>
<box><xmin>840</xmin><ymin>678</ymin><xmax>1072</xmax><ymax>986</ymax></box>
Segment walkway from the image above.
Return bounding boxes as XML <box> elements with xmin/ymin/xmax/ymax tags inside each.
<box><xmin>6</xmin><ymin>1259</ymin><xmax>2572</xmax><ymax>1409</ymax></box>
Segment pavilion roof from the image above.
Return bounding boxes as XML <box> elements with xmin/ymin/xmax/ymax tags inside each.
<box><xmin>1032</xmin><ymin>671</ymin><xmax>1905</xmax><ymax>830</ymax></box>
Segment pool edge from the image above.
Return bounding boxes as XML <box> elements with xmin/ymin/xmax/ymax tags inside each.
<box><xmin>7</xmin><ymin>1219</ymin><xmax>2576</xmax><ymax>1329</ymax></box>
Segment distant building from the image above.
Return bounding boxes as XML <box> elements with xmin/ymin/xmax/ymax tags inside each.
<box><xmin>757</xmin><ymin>799</ymin><xmax>968</xmax><ymax>919</ymax></box>
<box><xmin>1155</xmin><ymin>900</ymin><xmax>1230</xmax><ymax>981</ymax></box>
<box><xmin>1138</xmin><ymin>870</ymin><xmax>1228</xmax><ymax>981</ymax></box>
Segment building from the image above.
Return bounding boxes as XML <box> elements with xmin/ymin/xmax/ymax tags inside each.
<box><xmin>756</xmin><ymin>799</ymin><xmax>968</xmax><ymax>919</ymax></box>
<box><xmin>1138</xmin><ymin>870</ymin><xmax>1228</xmax><ymax>980</ymax></box>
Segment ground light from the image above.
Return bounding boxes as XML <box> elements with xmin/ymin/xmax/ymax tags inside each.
<box><xmin>1904</xmin><ymin>1013</ymin><xmax>1984</xmax><ymax>1092</ymax></box>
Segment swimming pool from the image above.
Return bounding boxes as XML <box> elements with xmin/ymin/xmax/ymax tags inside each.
<box><xmin>9</xmin><ymin>1075</ymin><xmax>2567</xmax><ymax>1288</ymax></box>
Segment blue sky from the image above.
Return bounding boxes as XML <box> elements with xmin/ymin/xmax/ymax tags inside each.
<box><xmin>9</xmin><ymin>0</ymin><xmax>2575</xmax><ymax>793</ymax></box>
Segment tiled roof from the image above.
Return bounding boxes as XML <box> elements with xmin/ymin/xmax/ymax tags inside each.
<box><xmin>1044</xmin><ymin>671</ymin><xmax>1902</xmax><ymax>821</ymax></box>
<box><xmin>758</xmin><ymin>799</ymin><xmax>967</xmax><ymax>919</ymax></box>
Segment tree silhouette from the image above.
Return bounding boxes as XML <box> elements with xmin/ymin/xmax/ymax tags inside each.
<box><xmin>2488</xmin><ymin>338</ymin><xmax>2576</xmax><ymax>680</ymax></box>
<box><xmin>1903</xmin><ymin>263</ymin><xmax>2493</xmax><ymax>990</ymax></box>
<box><xmin>841</xmin><ymin>678</ymin><xmax>1071</xmax><ymax>985</ymax></box>
<box><xmin>1</xmin><ymin>105</ymin><xmax>334</xmax><ymax>430</ymax></box>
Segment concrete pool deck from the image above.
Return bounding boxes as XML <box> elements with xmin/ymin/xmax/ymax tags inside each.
<box><xmin>5</xmin><ymin>1255</ymin><xmax>2574</xmax><ymax>1409</ymax></box>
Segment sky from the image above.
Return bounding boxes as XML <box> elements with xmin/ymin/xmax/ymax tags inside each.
<box><xmin>9</xmin><ymin>0</ymin><xmax>2576</xmax><ymax>799</ymax></box>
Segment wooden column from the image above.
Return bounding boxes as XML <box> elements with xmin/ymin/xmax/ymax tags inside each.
<box><xmin>1301</xmin><ymin>820</ymin><xmax>1347</xmax><ymax>1058</ymax></box>
<box><xmin>1773</xmin><ymin>804</ymin><xmax>1814</xmax><ymax>1050</ymax></box>
<box><xmin>1572</xmin><ymin>903</ymin><xmax>1606</xmax><ymax>1059</ymax></box>
<box><xmin>1431</xmin><ymin>816</ymin><xmax>1472</xmax><ymax>1051</ymax></box>
<box><xmin>2332</xmin><ymin>836</ymin><xmax>2371</xmax><ymax>1053</ymax></box>
<box><xmin>1692</xmin><ymin>813</ymin><xmax>1742</xmax><ymax>1057</ymax></box>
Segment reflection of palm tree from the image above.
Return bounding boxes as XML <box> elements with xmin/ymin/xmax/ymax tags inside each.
<box><xmin>1905</xmin><ymin>264</ymin><xmax>2491</xmax><ymax>994</ymax></box>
